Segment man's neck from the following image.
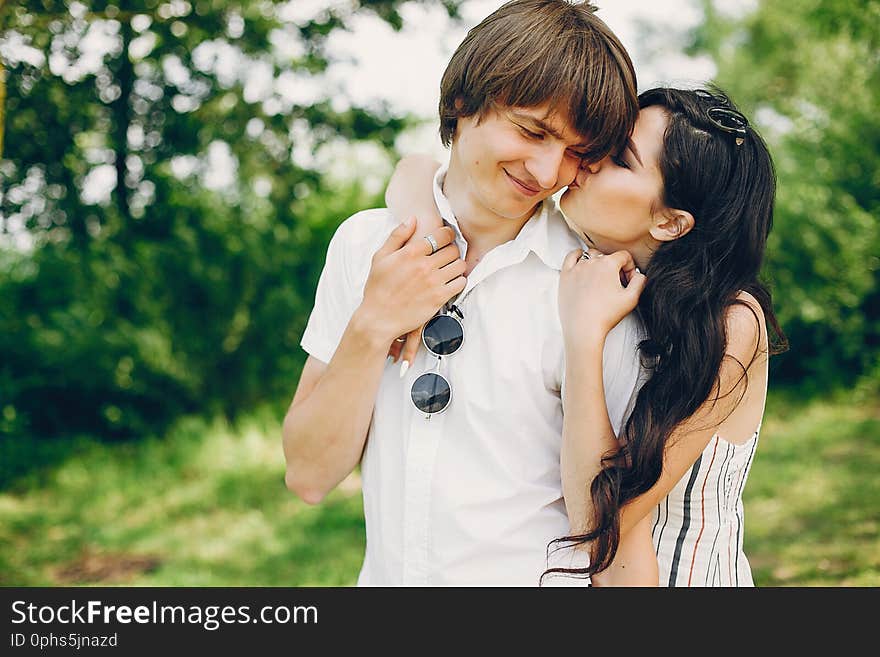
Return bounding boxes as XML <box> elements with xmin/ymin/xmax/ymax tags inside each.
<box><xmin>443</xmin><ymin>159</ymin><xmax>540</xmax><ymax>271</ymax></box>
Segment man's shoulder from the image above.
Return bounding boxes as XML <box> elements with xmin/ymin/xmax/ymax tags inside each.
<box><xmin>327</xmin><ymin>207</ymin><xmax>399</xmax><ymax>258</ymax></box>
<box><xmin>539</xmin><ymin>201</ymin><xmax>586</xmax><ymax>270</ymax></box>
<box><xmin>333</xmin><ymin>207</ymin><xmax>398</xmax><ymax>240</ymax></box>
<box><xmin>608</xmin><ymin>310</ymin><xmax>648</xmax><ymax>348</ymax></box>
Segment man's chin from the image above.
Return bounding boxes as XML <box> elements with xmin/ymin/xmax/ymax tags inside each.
<box><xmin>494</xmin><ymin>196</ymin><xmax>547</xmax><ymax>221</ymax></box>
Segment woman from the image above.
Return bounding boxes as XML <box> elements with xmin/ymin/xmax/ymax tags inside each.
<box><xmin>385</xmin><ymin>87</ymin><xmax>787</xmax><ymax>586</ymax></box>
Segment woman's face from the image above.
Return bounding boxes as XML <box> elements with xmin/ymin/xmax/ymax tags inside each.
<box><xmin>559</xmin><ymin>105</ymin><xmax>669</xmax><ymax>264</ymax></box>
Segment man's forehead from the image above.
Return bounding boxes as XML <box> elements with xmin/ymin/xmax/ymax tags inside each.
<box><xmin>506</xmin><ymin>103</ymin><xmax>589</xmax><ymax>145</ymax></box>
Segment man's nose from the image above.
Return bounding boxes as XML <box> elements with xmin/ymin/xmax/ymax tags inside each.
<box><xmin>527</xmin><ymin>145</ymin><xmax>569</xmax><ymax>190</ymax></box>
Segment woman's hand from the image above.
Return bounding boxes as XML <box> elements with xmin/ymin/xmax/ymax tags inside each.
<box><xmin>558</xmin><ymin>248</ymin><xmax>647</xmax><ymax>349</ymax></box>
<box><xmin>388</xmin><ymin>326</ymin><xmax>422</xmax><ymax>371</ymax></box>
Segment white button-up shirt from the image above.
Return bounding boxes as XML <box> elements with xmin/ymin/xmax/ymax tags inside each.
<box><xmin>301</xmin><ymin>166</ymin><xmax>645</xmax><ymax>586</ymax></box>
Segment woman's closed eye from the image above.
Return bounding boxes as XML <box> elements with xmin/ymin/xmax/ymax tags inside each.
<box><xmin>611</xmin><ymin>152</ymin><xmax>630</xmax><ymax>169</ymax></box>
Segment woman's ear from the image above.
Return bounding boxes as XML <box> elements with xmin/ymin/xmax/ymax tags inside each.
<box><xmin>650</xmin><ymin>208</ymin><xmax>694</xmax><ymax>243</ymax></box>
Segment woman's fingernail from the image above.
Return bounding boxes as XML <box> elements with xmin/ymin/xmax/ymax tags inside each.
<box><xmin>399</xmin><ymin>360</ymin><xmax>410</xmax><ymax>378</ymax></box>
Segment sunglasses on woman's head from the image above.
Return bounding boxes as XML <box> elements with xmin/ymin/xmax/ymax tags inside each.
<box><xmin>694</xmin><ymin>91</ymin><xmax>750</xmax><ymax>146</ymax></box>
<box><xmin>410</xmin><ymin>306</ymin><xmax>464</xmax><ymax>417</ymax></box>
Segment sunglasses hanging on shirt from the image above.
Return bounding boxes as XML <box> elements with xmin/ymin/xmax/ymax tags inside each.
<box><xmin>410</xmin><ymin>304</ymin><xmax>464</xmax><ymax>417</ymax></box>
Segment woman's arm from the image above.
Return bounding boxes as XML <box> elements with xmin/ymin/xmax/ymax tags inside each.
<box><xmin>615</xmin><ymin>292</ymin><xmax>768</xmax><ymax>535</ymax></box>
<box><xmin>563</xmin><ymin>273</ymin><xmax>768</xmax><ymax>542</ymax></box>
<box><xmin>561</xmin><ymin>324</ymin><xmax>658</xmax><ymax>585</ymax></box>
<box><xmin>559</xmin><ymin>249</ymin><xmax>646</xmax><ymax>533</ymax></box>
<box><xmin>385</xmin><ymin>153</ymin><xmax>444</xmax><ymax>239</ymax></box>
<box><xmin>591</xmin><ymin>516</ymin><xmax>659</xmax><ymax>586</ymax></box>
<box><xmin>559</xmin><ymin>249</ymin><xmax>655</xmax><ymax>585</ymax></box>
<box><xmin>559</xmin><ymin>248</ymin><xmax>768</xmax><ymax>584</ymax></box>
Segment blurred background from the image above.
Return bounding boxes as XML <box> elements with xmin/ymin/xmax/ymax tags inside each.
<box><xmin>1</xmin><ymin>0</ymin><xmax>877</xmax><ymax>586</ymax></box>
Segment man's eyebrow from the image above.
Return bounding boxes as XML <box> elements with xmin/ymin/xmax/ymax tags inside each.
<box><xmin>627</xmin><ymin>140</ymin><xmax>643</xmax><ymax>166</ymax></box>
<box><xmin>509</xmin><ymin>111</ymin><xmax>589</xmax><ymax>147</ymax></box>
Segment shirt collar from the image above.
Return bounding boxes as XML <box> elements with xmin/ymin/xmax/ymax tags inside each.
<box><xmin>432</xmin><ymin>163</ymin><xmax>578</xmax><ymax>271</ymax></box>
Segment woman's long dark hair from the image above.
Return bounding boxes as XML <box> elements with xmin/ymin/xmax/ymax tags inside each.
<box><xmin>543</xmin><ymin>87</ymin><xmax>788</xmax><ymax>582</ymax></box>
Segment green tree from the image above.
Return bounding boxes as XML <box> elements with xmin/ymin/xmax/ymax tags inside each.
<box><xmin>0</xmin><ymin>0</ymin><xmax>461</xmax><ymax>439</ymax></box>
<box><xmin>691</xmin><ymin>0</ymin><xmax>880</xmax><ymax>389</ymax></box>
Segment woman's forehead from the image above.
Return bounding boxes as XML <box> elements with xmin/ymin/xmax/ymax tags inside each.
<box><xmin>632</xmin><ymin>106</ymin><xmax>669</xmax><ymax>163</ymax></box>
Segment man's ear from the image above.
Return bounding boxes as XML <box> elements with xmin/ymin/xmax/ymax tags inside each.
<box><xmin>650</xmin><ymin>208</ymin><xmax>694</xmax><ymax>243</ymax></box>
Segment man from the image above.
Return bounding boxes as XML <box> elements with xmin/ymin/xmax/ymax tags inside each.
<box><xmin>282</xmin><ymin>0</ymin><xmax>641</xmax><ymax>585</ymax></box>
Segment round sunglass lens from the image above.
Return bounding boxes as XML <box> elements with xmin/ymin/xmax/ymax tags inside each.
<box><xmin>423</xmin><ymin>314</ymin><xmax>463</xmax><ymax>357</ymax></box>
<box><xmin>410</xmin><ymin>372</ymin><xmax>451</xmax><ymax>415</ymax></box>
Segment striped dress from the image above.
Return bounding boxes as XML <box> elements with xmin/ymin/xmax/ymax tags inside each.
<box><xmin>651</xmin><ymin>427</ymin><xmax>761</xmax><ymax>587</ymax></box>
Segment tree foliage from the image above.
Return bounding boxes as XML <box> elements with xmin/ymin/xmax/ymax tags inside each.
<box><xmin>691</xmin><ymin>0</ymin><xmax>880</xmax><ymax>389</ymax></box>
<box><xmin>7</xmin><ymin>0</ymin><xmax>875</xmax><ymax>443</ymax></box>
<box><xmin>1</xmin><ymin>0</ymin><xmax>461</xmax><ymax>439</ymax></box>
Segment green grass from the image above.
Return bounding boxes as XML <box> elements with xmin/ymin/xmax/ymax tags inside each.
<box><xmin>0</xmin><ymin>409</ymin><xmax>365</xmax><ymax>586</ymax></box>
<box><xmin>0</xmin><ymin>391</ymin><xmax>877</xmax><ymax>586</ymax></box>
<box><xmin>743</xmin><ymin>389</ymin><xmax>880</xmax><ymax>586</ymax></box>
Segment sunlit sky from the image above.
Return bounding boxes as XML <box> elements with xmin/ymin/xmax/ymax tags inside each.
<box><xmin>333</xmin><ymin>0</ymin><xmax>715</xmax><ymax>121</ymax></box>
<box><xmin>311</xmin><ymin>0</ymin><xmax>750</xmax><ymax>189</ymax></box>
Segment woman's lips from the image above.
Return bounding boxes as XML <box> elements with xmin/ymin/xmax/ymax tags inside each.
<box><xmin>504</xmin><ymin>169</ymin><xmax>540</xmax><ymax>197</ymax></box>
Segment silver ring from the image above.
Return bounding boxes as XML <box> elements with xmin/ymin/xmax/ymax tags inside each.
<box><xmin>424</xmin><ymin>234</ymin><xmax>439</xmax><ymax>255</ymax></box>
<box><xmin>580</xmin><ymin>250</ymin><xmax>591</xmax><ymax>261</ymax></box>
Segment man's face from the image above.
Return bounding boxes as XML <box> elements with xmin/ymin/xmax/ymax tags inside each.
<box><xmin>451</xmin><ymin>102</ymin><xmax>592</xmax><ymax>223</ymax></box>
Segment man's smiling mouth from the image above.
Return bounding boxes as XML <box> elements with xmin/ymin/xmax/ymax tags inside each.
<box><xmin>504</xmin><ymin>169</ymin><xmax>540</xmax><ymax>196</ymax></box>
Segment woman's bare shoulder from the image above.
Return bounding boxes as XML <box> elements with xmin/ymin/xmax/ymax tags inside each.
<box><xmin>725</xmin><ymin>290</ymin><xmax>768</xmax><ymax>362</ymax></box>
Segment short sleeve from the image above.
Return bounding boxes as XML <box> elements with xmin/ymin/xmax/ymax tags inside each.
<box><xmin>601</xmin><ymin>313</ymin><xmax>648</xmax><ymax>435</ymax></box>
<box><xmin>300</xmin><ymin>219</ymin><xmax>363</xmax><ymax>365</ymax></box>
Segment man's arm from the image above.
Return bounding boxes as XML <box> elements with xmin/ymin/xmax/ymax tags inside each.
<box><xmin>384</xmin><ymin>154</ymin><xmax>446</xmax><ymax>367</ymax></box>
<box><xmin>282</xmin><ymin>315</ymin><xmax>396</xmax><ymax>504</ymax></box>
<box><xmin>282</xmin><ymin>218</ymin><xmax>466</xmax><ymax>504</ymax></box>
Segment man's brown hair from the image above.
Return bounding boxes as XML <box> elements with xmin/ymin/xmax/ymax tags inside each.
<box><xmin>439</xmin><ymin>0</ymin><xmax>638</xmax><ymax>163</ymax></box>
